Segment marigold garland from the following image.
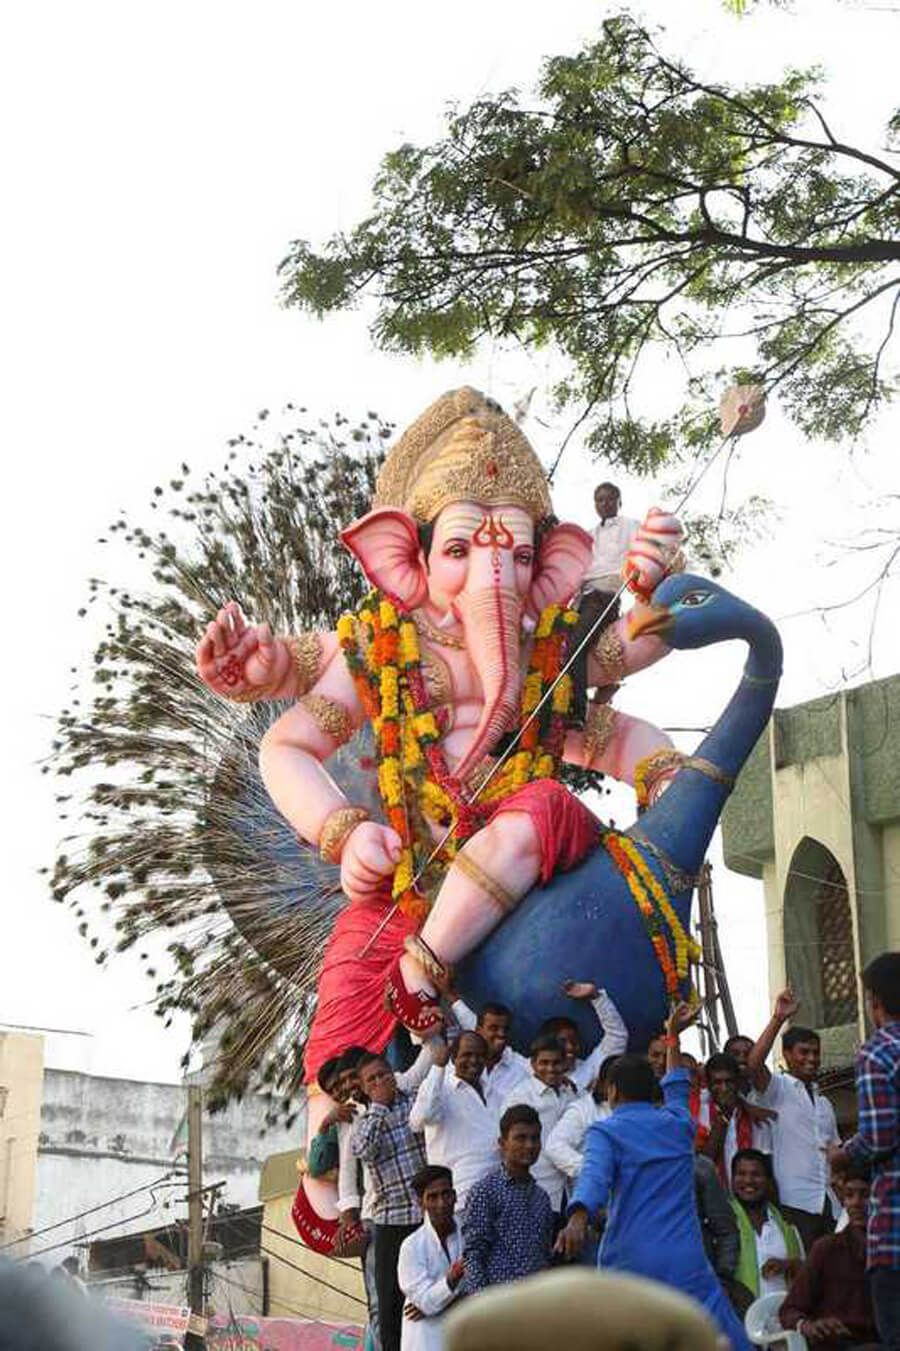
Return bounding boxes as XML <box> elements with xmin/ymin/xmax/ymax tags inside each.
<box><xmin>338</xmin><ymin>590</ymin><xmax>576</xmax><ymax>919</ymax></box>
<box><xmin>603</xmin><ymin>830</ymin><xmax>701</xmax><ymax>1001</ymax></box>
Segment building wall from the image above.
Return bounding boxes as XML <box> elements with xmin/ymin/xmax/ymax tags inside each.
<box><xmin>260</xmin><ymin>1150</ymin><xmax>366</xmax><ymax>1327</ymax></box>
<box><xmin>90</xmin><ymin>1255</ymin><xmax>265</xmax><ymax>1317</ymax></box>
<box><xmin>722</xmin><ymin>674</ymin><xmax>900</xmax><ymax>1067</ymax></box>
<box><xmin>0</xmin><ymin>1031</ymin><xmax>44</xmax><ymax>1247</ymax></box>
<box><xmin>15</xmin><ymin>1068</ymin><xmax>300</xmax><ymax>1263</ymax></box>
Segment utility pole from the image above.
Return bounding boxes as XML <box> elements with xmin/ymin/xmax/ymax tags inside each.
<box><xmin>187</xmin><ymin>1084</ymin><xmax>204</xmax><ymax>1322</ymax></box>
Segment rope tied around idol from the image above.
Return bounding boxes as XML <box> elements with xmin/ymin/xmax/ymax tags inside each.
<box><xmin>354</xmin><ymin>383</ymin><xmax>767</xmax><ymax>968</ymax></box>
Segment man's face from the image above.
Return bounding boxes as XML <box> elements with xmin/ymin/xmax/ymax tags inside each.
<box><xmin>359</xmin><ymin>1059</ymin><xmax>397</xmax><ymax>1105</ymax></box>
<box><xmin>421</xmin><ymin>1177</ymin><xmax>457</xmax><ymax>1231</ymax></box>
<box><xmin>732</xmin><ymin>1158</ymin><xmax>770</xmax><ymax>1206</ymax></box>
<box><xmin>554</xmin><ymin>1025</ymin><xmax>580</xmax><ymax>1073</ymax></box>
<box><xmin>844</xmin><ymin>1178</ymin><xmax>871</xmax><ymax>1229</ymax></box>
<box><xmin>725</xmin><ymin>1037</ymin><xmax>753</xmax><ymax>1081</ymax></box>
<box><xmin>338</xmin><ymin>1066</ymin><xmax>361</xmax><ymax>1101</ymax></box>
<box><xmin>784</xmin><ymin>1038</ymin><xmax>820</xmax><ymax>1082</ymax></box>
<box><xmin>532</xmin><ymin>1048</ymin><xmax>564</xmax><ymax>1089</ymax></box>
<box><xmin>647</xmin><ymin>1037</ymin><xmax>667</xmax><ymax>1080</ymax></box>
<box><xmin>594</xmin><ymin>486</ymin><xmax>619</xmax><ymax>520</ymax></box>
<box><xmin>500</xmin><ymin>1122</ymin><xmax>542</xmax><ymax>1170</ymax></box>
<box><xmin>322</xmin><ymin>1071</ymin><xmax>342</xmax><ymax>1101</ymax></box>
<box><xmin>478</xmin><ymin>1012</ymin><xmax>510</xmax><ymax>1060</ymax></box>
<box><xmin>454</xmin><ymin>1033</ymin><xmax>487</xmax><ymax>1086</ymax></box>
<box><xmin>708</xmin><ymin>1067</ymin><xmax>739</xmax><ymax>1113</ymax></box>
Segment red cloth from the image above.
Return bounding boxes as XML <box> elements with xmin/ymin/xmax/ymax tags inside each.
<box><xmin>488</xmin><ymin>779</ymin><xmax>602</xmax><ymax>883</ymax></box>
<box><xmin>303</xmin><ymin>781</ymin><xmax>600</xmax><ymax>1082</ymax></box>
<box><xmin>303</xmin><ymin>897</ymin><xmax>418</xmax><ymax>1084</ymax></box>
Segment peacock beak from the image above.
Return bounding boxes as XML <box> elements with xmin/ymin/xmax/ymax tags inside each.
<box><xmin>628</xmin><ymin>604</ymin><xmax>672</xmax><ymax>640</ymax></box>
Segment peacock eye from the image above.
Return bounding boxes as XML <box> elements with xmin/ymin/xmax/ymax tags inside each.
<box><xmin>679</xmin><ymin>591</ymin><xmax>710</xmax><ymax>608</ymax></box>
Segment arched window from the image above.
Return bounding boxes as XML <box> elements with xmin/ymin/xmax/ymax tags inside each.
<box><xmin>783</xmin><ymin>837</ymin><xmax>858</xmax><ymax>1029</ymax></box>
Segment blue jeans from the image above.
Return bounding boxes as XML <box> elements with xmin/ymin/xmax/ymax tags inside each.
<box><xmin>871</xmin><ymin>1268</ymin><xmax>900</xmax><ymax>1349</ymax></box>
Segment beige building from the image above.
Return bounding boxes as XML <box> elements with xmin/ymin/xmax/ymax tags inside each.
<box><xmin>0</xmin><ymin>1030</ymin><xmax>44</xmax><ymax>1248</ymax></box>
<box><xmin>721</xmin><ymin>673</ymin><xmax>900</xmax><ymax>1105</ymax></box>
<box><xmin>260</xmin><ymin>1148</ymin><xmax>366</xmax><ymax>1324</ymax></box>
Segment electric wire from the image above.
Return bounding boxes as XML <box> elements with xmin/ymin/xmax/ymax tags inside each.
<box><xmin>0</xmin><ymin>1173</ymin><xmax>182</xmax><ymax>1253</ymax></box>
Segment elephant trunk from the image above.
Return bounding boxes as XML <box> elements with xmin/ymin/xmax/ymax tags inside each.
<box><xmin>452</xmin><ymin>586</ymin><xmax>524</xmax><ymax>784</ymax></box>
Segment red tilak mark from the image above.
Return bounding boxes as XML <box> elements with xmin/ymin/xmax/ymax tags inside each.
<box><xmin>473</xmin><ymin>514</ymin><xmax>514</xmax><ymax>550</ymax></box>
<box><xmin>221</xmin><ymin>654</ymin><xmax>243</xmax><ymax>687</ymax></box>
<box><xmin>485</xmin><ymin>459</ymin><xmax>499</xmax><ymax>479</ymax></box>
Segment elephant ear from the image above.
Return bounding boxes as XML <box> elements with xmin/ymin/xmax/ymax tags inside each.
<box><xmin>340</xmin><ymin>508</ymin><xmax>429</xmax><ymax>610</ymax></box>
<box><xmin>527</xmin><ymin>522</ymin><xmax>593</xmax><ymax>619</ymax></box>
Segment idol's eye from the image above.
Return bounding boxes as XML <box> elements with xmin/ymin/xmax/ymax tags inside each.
<box><xmin>679</xmin><ymin>590</ymin><xmax>710</xmax><ymax>608</ymax></box>
<box><xmin>444</xmin><ymin>542</ymin><xmax>469</xmax><ymax>559</ymax></box>
<box><xmin>514</xmin><ymin>549</ymin><xmax>534</xmax><ymax>567</ymax></box>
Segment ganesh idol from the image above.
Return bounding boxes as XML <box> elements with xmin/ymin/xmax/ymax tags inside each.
<box><xmin>196</xmin><ymin>388</ymin><xmax>682</xmax><ymax>1086</ymax></box>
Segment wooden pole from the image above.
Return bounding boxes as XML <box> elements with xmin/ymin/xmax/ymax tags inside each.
<box><xmin>187</xmin><ymin>1084</ymin><xmax>204</xmax><ymax>1319</ymax></box>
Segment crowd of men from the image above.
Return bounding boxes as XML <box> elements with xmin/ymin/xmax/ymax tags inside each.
<box><xmin>306</xmin><ymin>952</ymin><xmax>900</xmax><ymax>1351</ymax></box>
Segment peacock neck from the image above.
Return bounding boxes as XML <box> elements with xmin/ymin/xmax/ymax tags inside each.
<box><xmin>630</xmin><ymin>611</ymin><xmax>782</xmax><ymax>888</ymax></box>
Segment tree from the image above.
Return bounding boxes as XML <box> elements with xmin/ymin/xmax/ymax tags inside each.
<box><xmin>279</xmin><ymin>14</ymin><xmax>900</xmax><ymax>473</ymax></box>
<box><xmin>47</xmin><ymin>408</ymin><xmax>390</xmax><ymax>1118</ymax></box>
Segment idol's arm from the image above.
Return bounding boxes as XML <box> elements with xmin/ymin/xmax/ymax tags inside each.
<box><xmin>259</xmin><ymin>659</ymin><xmax>401</xmax><ymax>902</ymax></box>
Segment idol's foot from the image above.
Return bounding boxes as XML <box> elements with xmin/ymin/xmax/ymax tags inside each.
<box><xmin>386</xmin><ymin>941</ymin><xmax>444</xmax><ymax>1034</ymax></box>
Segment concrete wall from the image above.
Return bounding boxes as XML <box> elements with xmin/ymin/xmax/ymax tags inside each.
<box><xmin>14</xmin><ymin>1068</ymin><xmax>301</xmax><ymax>1264</ymax></box>
<box><xmin>0</xmin><ymin>1031</ymin><xmax>44</xmax><ymax>1247</ymax></box>
<box><xmin>260</xmin><ymin>1150</ymin><xmax>366</xmax><ymax>1326</ymax></box>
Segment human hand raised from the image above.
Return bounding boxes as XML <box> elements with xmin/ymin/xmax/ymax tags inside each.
<box><xmin>666</xmin><ymin>1001</ymin><xmax>698</xmax><ymax>1037</ymax></box>
<box><xmin>563</xmin><ymin>980</ymin><xmax>598</xmax><ymax>1001</ymax></box>
<box><xmin>196</xmin><ymin>601</ymin><xmax>289</xmax><ymax>699</ymax></box>
<box><xmin>774</xmin><ymin>987</ymin><xmax>801</xmax><ymax>1023</ymax></box>
<box><xmin>340</xmin><ymin>822</ymin><xmax>403</xmax><ymax>903</ymax></box>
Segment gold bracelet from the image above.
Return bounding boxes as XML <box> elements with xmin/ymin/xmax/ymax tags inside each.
<box><xmin>286</xmin><ymin>632</ymin><xmax>324</xmax><ymax>696</ymax></box>
<box><xmin>592</xmin><ymin>626</ymin><xmax>626</xmax><ymax>684</ymax></box>
<box><xmin>583</xmin><ymin>702</ymin><xmax>617</xmax><ymax>765</ymax></box>
<box><xmin>300</xmin><ymin>693</ymin><xmax>354</xmax><ymax>746</ymax></box>
<box><xmin>453</xmin><ymin>850</ymin><xmax>517</xmax><ymax>914</ymax></box>
<box><xmin>319</xmin><ymin>806</ymin><xmax>370</xmax><ymax>864</ymax></box>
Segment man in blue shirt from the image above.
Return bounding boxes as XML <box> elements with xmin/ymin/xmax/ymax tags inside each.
<box><xmin>830</xmin><ymin>951</ymin><xmax>900</xmax><ymax>1349</ymax></box>
<box><xmin>556</xmin><ymin>1003</ymin><xmax>751</xmax><ymax>1350</ymax></box>
<box><xmin>461</xmin><ymin>1103</ymin><xmax>554</xmax><ymax>1291</ymax></box>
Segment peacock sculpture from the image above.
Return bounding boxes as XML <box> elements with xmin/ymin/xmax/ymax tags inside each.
<box><xmin>457</xmin><ymin>571</ymin><xmax>783</xmax><ymax>1054</ymax></box>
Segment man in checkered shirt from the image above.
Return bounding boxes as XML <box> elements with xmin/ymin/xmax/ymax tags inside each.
<box><xmin>352</xmin><ymin>1041</ymin><xmax>446</xmax><ymax>1351</ymax></box>
<box><xmin>831</xmin><ymin>952</ymin><xmax>900</xmax><ymax>1349</ymax></box>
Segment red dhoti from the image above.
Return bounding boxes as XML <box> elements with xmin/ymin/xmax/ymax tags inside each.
<box><xmin>302</xmin><ymin>779</ymin><xmax>600</xmax><ymax>1082</ymax></box>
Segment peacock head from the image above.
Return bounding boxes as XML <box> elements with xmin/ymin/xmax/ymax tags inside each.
<box><xmin>628</xmin><ymin>573</ymin><xmax>774</xmax><ymax>651</ymax></box>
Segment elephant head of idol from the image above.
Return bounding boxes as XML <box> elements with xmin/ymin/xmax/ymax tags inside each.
<box><xmin>341</xmin><ymin>389</ymin><xmax>592</xmax><ymax>781</ymax></box>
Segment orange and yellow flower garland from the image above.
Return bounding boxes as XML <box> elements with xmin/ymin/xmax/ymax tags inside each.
<box><xmin>337</xmin><ymin>592</ymin><xmax>576</xmax><ymax>920</ymax></box>
<box><xmin>603</xmin><ymin>830</ymin><xmax>701</xmax><ymax>1001</ymax></box>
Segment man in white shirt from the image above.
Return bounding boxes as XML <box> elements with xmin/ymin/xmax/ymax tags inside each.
<box><xmin>409</xmin><ymin>1032</ymin><xmax>500</xmax><ymax>1213</ymax></box>
<box><xmin>747</xmin><ymin>987</ymin><xmax>841</xmax><ymax>1253</ymax></box>
<box><xmin>452</xmin><ymin>984</ymin><xmax>626</xmax><ymax>1106</ymax></box>
<box><xmin>730</xmin><ymin>1148</ymin><xmax>803</xmax><ymax>1310</ymax></box>
<box><xmin>398</xmin><ymin>1165</ymin><xmax>464</xmax><ymax>1351</ymax></box>
<box><xmin>500</xmin><ymin>1034</ymin><xmax>577</xmax><ymax>1214</ymax></box>
<box><xmin>568</xmin><ymin>482</ymin><xmax>639</xmax><ymax>718</ymax></box>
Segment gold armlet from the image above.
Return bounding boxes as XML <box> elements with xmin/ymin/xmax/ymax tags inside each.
<box><xmin>300</xmin><ymin>693</ymin><xmax>354</xmax><ymax>746</ymax></box>
<box><xmin>592</xmin><ymin>627</ymin><xmax>626</xmax><ymax>684</ymax></box>
<box><xmin>583</xmin><ymin>702</ymin><xmax>617</xmax><ymax>765</ymax></box>
<box><xmin>287</xmin><ymin>632</ymin><xmax>324</xmax><ymax>696</ymax></box>
<box><xmin>453</xmin><ymin>851</ymin><xmax>517</xmax><ymax>915</ymax></box>
<box><xmin>319</xmin><ymin>806</ymin><xmax>371</xmax><ymax>864</ymax></box>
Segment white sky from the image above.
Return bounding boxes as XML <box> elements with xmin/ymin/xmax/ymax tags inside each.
<box><xmin>2</xmin><ymin>0</ymin><xmax>898</xmax><ymax>1081</ymax></box>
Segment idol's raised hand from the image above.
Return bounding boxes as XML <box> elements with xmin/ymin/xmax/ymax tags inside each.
<box><xmin>196</xmin><ymin>601</ymin><xmax>289</xmax><ymax>700</ymax></box>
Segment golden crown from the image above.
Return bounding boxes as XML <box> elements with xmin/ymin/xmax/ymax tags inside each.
<box><xmin>374</xmin><ymin>387</ymin><xmax>552</xmax><ymax>524</ymax></box>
